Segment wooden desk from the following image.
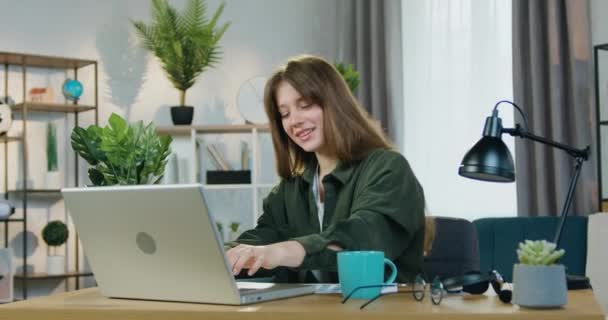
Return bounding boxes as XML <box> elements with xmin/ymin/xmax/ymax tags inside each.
<box><xmin>0</xmin><ymin>287</ymin><xmax>604</xmax><ymax>320</ymax></box>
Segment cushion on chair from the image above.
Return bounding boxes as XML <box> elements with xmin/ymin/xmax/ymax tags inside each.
<box><xmin>423</xmin><ymin>217</ymin><xmax>480</xmax><ymax>280</ymax></box>
<box><xmin>473</xmin><ymin>216</ymin><xmax>588</xmax><ymax>282</ymax></box>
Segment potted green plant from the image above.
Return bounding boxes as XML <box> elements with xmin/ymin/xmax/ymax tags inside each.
<box><xmin>215</xmin><ymin>221</ymin><xmax>225</xmax><ymax>242</ymax></box>
<box><xmin>334</xmin><ymin>62</ymin><xmax>360</xmax><ymax>94</ymax></box>
<box><xmin>45</xmin><ymin>122</ymin><xmax>61</xmax><ymax>189</ymax></box>
<box><xmin>70</xmin><ymin>113</ymin><xmax>172</xmax><ymax>186</ymax></box>
<box><xmin>42</xmin><ymin>220</ymin><xmax>69</xmax><ymax>275</ymax></box>
<box><xmin>229</xmin><ymin>221</ymin><xmax>240</xmax><ymax>242</ymax></box>
<box><xmin>512</xmin><ymin>240</ymin><xmax>567</xmax><ymax>308</ymax></box>
<box><xmin>132</xmin><ymin>0</ymin><xmax>231</xmax><ymax>125</ymax></box>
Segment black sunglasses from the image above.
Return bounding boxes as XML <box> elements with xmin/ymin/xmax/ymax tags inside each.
<box><xmin>341</xmin><ymin>274</ymin><xmax>444</xmax><ymax>310</ymax></box>
<box><xmin>341</xmin><ymin>270</ymin><xmax>512</xmax><ymax>310</ymax></box>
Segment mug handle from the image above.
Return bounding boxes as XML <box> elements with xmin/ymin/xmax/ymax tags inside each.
<box><xmin>383</xmin><ymin>258</ymin><xmax>398</xmax><ymax>284</ymax></box>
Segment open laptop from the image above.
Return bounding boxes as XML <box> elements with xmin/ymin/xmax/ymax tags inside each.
<box><xmin>62</xmin><ymin>184</ymin><xmax>315</xmax><ymax>305</ymax></box>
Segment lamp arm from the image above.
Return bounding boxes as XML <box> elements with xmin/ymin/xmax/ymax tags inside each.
<box><xmin>503</xmin><ymin>124</ymin><xmax>589</xmax><ymax>249</ymax></box>
<box><xmin>553</xmin><ymin>158</ymin><xmax>584</xmax><ymax>247</ymax></box>
<box><xmin>502</xmin><ymin>125</ymin><xmax>590</xmax><ymax>160</ymax></box>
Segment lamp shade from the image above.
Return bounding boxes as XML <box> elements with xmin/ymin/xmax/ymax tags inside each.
<box><xmin>459</xmin><ymin>136</ymin><xmax>515</xmax><ymax>182</ymax></box>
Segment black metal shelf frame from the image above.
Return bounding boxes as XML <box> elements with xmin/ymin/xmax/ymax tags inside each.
<box><xmin>594</xmin><ymin>44</ymin><xmax>608</xmax><ymax>210</ymax></box>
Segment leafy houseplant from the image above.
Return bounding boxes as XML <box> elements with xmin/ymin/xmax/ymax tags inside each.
<box><xmin>133</xmin><ymin>0</ymin><xmax>231</xmax><ymax>125</ymax></box>
<box><xmin>71</xmin><ymin>113</ymin><xmax>172</xmax><ymax>186</ymax></box>
<box><xmin>42</xmin><ymin>220</ymin><xmax>69</xmax><ymax>275</ymax></box>
<box><xmin>46</xmin><ymin>123</ymin><xmax>58</xmax><ymax>172</ymax></box>
<box><xmin>216</xmin><ymin>221</ymin><xmax>224</xmax><ymax>241</ymax></box>
<box><xmin>334</xmin><ymin>62</ymin><xmax>360</xmax><ymax>94</ymax></box>
<box><xmin>45</xmin><ymin>122</ymin><xmax>62</xmax><ymax>188</ymax></box>
<box><xmin>512</xmin><ymin>240</ymin><xmax>568</xmax><ymax>308</ymax></box>
<box><xmin>229</xmin><ymin>221</ymin><xmax>240</xmax><ymax>241</ymax></box>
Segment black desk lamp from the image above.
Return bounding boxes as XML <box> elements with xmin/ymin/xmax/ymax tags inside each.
<box><xmin>459</xmin><ymin>100</ymin><xmax>591</xmax><ymax>290</ymax></box>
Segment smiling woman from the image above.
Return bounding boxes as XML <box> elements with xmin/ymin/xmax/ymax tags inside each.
<box><xmin>225</xmin><ymin>55</ymin><xmax>429</xmax><ymax>284</ymax></box>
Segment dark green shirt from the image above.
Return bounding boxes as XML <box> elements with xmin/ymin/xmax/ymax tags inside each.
<box><xmin>230</xmin><ymin>148</ymin><xmax>425</xmax><ymax>283</ymax></box>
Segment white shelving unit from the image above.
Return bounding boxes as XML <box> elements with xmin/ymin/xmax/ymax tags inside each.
<box><xmin>156</xmin><ymin>124</ymin><xmax>275</xmax><ymax>227</ymax></box>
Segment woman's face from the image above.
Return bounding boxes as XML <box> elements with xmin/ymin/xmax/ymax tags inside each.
<box><xmin>276</xmin><ymin>80</ymin><xmax>325</xmax><ymax>153</ymax></box>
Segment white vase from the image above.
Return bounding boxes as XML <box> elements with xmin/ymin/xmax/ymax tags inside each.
<box><xmin>0</xmin><ymin>248</ymin><xmax>13</xmax><ymax>303</ymax></box>
<box><xmin>45</xmin><ymin>171</ymin><xmax>62</xmax><ymax>189</ymax></box>
<box><xmin>512</xmin><ymin>264</ymin><xmax>568</xmax><ymax>308</ymax></box>
<box><xmin>163</xmin><ymin>153</ymin><xmax>178</xmax><ymax>184</ymax></box>
<box><xmin>46</xmin><ymin>255</ymin><xmax>65</xmax><ymax>275</ymax></box>
<box><xmin>15</xmin><ymin>178</ymin><xmax>34</xmax><ymax>190</ymax></box>
<box><xmin>229</xmin><ymin>230</ymin><xmax>240</xmax><ymax>242</ymax></box>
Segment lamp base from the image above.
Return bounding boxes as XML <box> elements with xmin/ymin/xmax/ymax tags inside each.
<box><xmin>567</xmin><ymin>274</ymin><xmax>591</xmax><ymax>290</ymax></box>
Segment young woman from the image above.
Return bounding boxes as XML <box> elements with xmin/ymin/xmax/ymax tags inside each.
<box><xmin>225</xmin><ymin>55</ymin><xmax>426</xmax><ymax>283</ymax></box>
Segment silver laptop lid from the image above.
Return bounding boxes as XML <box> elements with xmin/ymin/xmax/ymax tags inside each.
<box><xmin>62</xmin><ymin>184</ymin><xmax>241</xmax><ymax>304</ymax></box>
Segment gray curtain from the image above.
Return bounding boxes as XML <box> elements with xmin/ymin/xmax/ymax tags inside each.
<box><xmin>513</xmin><ymin>0</ymin><xmax>598</xmax><ymax>217</ymax></box>
<box><xmin>338</xmin><ymin>0</ymin><xmax>403</xmax><ymax>146</ymax></box>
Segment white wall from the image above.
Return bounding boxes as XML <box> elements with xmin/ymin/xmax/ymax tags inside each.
<box><xmin>401</xmin><ymin>0</ymin><xmax>517</xmax><ymax>221</ymax></box>
<box><xmin>0</xmin><ymin>0</ymin><xmax>342</xmax><ymax>298</ymax></box>
<box><xmin>591</xmin><ymin>0</ymin><xmax>608</xmax><ymax>45</ymax></box>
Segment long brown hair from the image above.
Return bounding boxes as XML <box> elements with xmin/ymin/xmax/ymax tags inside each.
<box><xmin>264</xmin><ymin>55</ymin><xmax>392</xmax><ymax>178</ymax></box>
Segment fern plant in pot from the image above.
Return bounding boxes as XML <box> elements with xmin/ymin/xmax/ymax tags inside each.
<box><xmin>42</xmin><ymin>220</ymin><xmax>69</xmax><ymax>275</ymax></box>
<box><xmin>132</xmin><ymin>0</ymin><xmax>231</xmax><ymax>125</ymax></box>
<box><xmin>512</xmin><ymin>240</ymin><xmax>567</xmax><ymax>308</ymax></box>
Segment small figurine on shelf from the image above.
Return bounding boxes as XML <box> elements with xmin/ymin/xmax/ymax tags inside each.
<box><xmin>28</xmin><ymin>86</ymin><xmax>55</xmax><ymax>103</ymax></box>
<box><xmin>42</xmin><ymin>220</ymin><xmax>69</xmax><ymax>275</ymax></box>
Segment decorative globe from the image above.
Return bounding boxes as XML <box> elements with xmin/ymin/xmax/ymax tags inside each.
<box><xmin>62</xmin><ymin>79</ymin><xmax>83</xmax><ymax>102</ymax></box>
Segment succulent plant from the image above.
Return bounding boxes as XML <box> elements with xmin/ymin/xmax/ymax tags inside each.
<box><xmin>229</xmin><ymin>222</ymin><xmax>240</xmax><ymax>232</ymax></box>
<box><xmin>517</xmin><ymin>240</ymin><xmax>565</xmax><ymax>265</ymax></box>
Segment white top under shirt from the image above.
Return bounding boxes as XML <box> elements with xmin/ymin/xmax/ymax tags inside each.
<box><xmin>312</xmin><ymin>167</ymin><xmax>324</xmax><ymax>231</ymax></box>
<box><xmin>310</xmin><ymin>167</ymin><xmax>324</xmax><ymax>282</ymax></box>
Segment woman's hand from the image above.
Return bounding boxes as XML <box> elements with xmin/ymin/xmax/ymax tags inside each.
<box><xmin>225</xmin><ymin>241</ymin><xmax>306</xmax><ymax>276</ymax></box>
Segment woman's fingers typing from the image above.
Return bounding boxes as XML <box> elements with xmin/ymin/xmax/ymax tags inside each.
<box><xmin>248</xmin><ymin>254</ymin><xmax>265</xmax><ymax>276</ymax></box>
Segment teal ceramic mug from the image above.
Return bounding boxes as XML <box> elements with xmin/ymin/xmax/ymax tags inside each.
<box><xmin>337</xmin><ymin>251</ymin><xmax>397</xmax><ymax>299</ymax></box>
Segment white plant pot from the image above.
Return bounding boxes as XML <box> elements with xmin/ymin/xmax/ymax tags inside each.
<box><xmin>0</xmin><ymin>248</ymin><xmax>13</xmax><ymax>303</ymax></box>
<box><xmin>47</xmin><ymin>255</ymin><xmax>65</xmax><ymax>275</ymax></box>
<box><xmin>229</xmin><ymin>230</ymin><xmax>240</xmax><ymax>242</ymax></box>
<box><xmin>512</xmin><ymin>264</ymin><xmax>568</xmax><ymax>308</ymax></box>
<box><xmin>45</xmin><ymin>171</ymin><xmax>62</xmax><ymax>189</ymax></box>
<box><xmin>15</xmin><ymin>178</ymin><xmax>34</xmax><ymax>190</ymax></box>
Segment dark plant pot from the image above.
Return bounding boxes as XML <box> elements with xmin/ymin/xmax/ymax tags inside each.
<box><xmin>170</xmin><ymin>106</ymin><xmax>194</xmax><ymax>125</ymax></box>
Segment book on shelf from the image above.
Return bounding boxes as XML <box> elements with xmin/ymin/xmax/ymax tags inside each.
<box><xmin>206</xmin><ymin>146</ymin><xmax>224</xmax><ymax>170</ymax></box>
<box><xmin>206</xmin><ymin>143</ymin><xmax>231</xmax><ymax>171</ymax></box>
<box><xmin>241</xmin><ymin>141</ymin><xmax>250</xmax><ymax>170</ymax></box>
